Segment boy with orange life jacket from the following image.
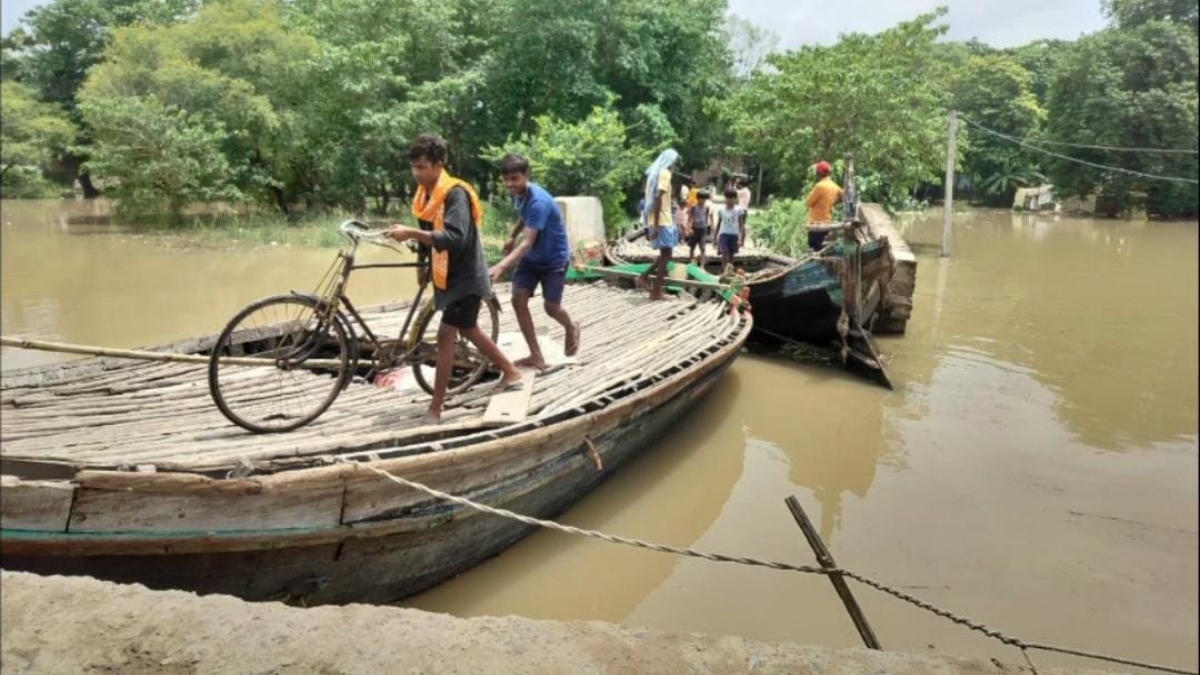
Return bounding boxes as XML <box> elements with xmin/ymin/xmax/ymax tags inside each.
<box><xmin>386</xmin><ymin>134</ymin><xmax>523</xmax><ymax>424</ymax></box>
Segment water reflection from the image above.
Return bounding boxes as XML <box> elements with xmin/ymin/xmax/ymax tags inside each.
<box><xmin>411</xmin><ymin>365</ymin><xmax>749</xmax><ymax>621</ymax></box>
<box><xmin>893</xmin><ymin>210</ymin><xmax>1198</xmax><ymax>452</ymax></box>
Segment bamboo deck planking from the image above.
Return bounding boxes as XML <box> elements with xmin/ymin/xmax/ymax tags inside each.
<box><xmin>1</xmin><ymin>283</ymin><xmax>742</xmax><ymax>475</ymax></box>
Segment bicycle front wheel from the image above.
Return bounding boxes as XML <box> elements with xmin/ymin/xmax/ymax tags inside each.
<box><xmin>208</xmin><ymin>294</ymin><xmax>351</xmax><ymax>433</ymax></box>
<box><xmin>411</xmin><ymin>296</ymin><xmax>501</xmax><ymax>397</ymax></box>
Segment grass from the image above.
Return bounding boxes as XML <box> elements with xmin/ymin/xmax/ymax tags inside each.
<box><xmin>752</xmin><ymin>198</ymin><xmax>812</xmax><ymax>258</ymax></box>
<box><xmin>126</xmin><ymin>208</ymin><xmax>513</xmax><ymax>264</ymax></box>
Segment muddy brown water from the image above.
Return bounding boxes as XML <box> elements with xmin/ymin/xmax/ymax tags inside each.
<box><xmin>2</xmin><ymin>200</ymin><xmax>1196</xmax><ymax>672</ymax></box>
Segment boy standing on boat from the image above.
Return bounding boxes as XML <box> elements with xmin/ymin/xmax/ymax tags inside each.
<box><xmin>386</xmin><ymin>134</ymin><xmax>523</xmax><ymax>423</ymax></box>
<box><xmin>687</xmin><ymin>190</ymin><xmax>711</xmax><ymax>267</ymax></box>
<box><xmin>806</xmin><ymin>160</ymin><xmax>844</xmax><ymax>250</ymax></box>
<box><xmin>717</xmin><ymin>189</ymin><xmax>744</xmax><ymax>272</ymax></box>
<box><xmin>637</xmin><ymin>149</ymin><xmax>682</xmax><ymax>301</ymax></box>
<box><xmin>806</xmin><ymin>161</ymin><xmax>843</xmax><ymax>222</ymax></box>
<box><xmin>489</xmin><ymin>154</ymin><xmax>582</xmax><ymax>370</ymax></box>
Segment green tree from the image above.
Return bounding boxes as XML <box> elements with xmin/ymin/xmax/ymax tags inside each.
<box><xmin>80</xmin><ymin>95</ymin><xmax>241</xmax><ymax>215</ymax></box>
<box><xmin>1045</xmin><ymin>13</ymin><xmax>1198</xmax><ymax>217</ymax></box>
<box><xmin>285</xmin><ymin>0</ymin><xmax>486</xmax><ymax>211</ymax></box>
<box><xmin>80</xmin><ymin>0</ymin><xmax>322</xmax><ymax>213</ymax></box>
<box><xmin>1103</xmin><ymin>0</ymin><xmax>1199</xmax><ymax>33</ymax></box>
<box><xmin>1006</xmin><ymin>39</ymin><xmax>1071</xmax><ymax>107</ymax></box>
<box><xmin>483</xmin><ymin>106</ymin><xmax>650</xmax><ymax>236</ymax></box>
<box><xmin>7</xmin><ymin>0</ymin><xmax>200</xmax><ymax>195</ymax></box>
<box><xmin>726</xmin><ymin>9</ymin><xmax>956</xmax><ymax>208</ymax></box>
<box><xmin>0</xmin><ymin>80</ymin><xmax>77</xmax><ymax>196</ymax></box>
<box><xmin>478</xmin><ymin>0</ymin><xmax>732</xmax><ymax>180</ymax></box>
<box><xmin>949</xmin><ymin>52</ymin><xmax>1046</xmax><ymax>205</ymax></box>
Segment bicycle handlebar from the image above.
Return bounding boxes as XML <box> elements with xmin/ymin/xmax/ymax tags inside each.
<box><xmin>337</xmin><ymin>219</ymin><xmax>420</xmax><ymax>254</ymax></box>
<box><xmin>338</xmin><ymin>219</ymin><xmax>385</xmax><ymax>242</ymax></box>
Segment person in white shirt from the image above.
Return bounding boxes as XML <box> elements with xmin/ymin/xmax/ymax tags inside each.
<box><xmin>716</xmin><ymin>189</ymin><xmax>745</xmax><ymax>270</ymax></box>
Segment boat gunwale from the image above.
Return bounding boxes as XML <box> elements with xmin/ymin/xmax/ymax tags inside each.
<box><xmin>0</xmin><ymin>306</ymin><xmax>753</xmax><ymax>553</ymax></box>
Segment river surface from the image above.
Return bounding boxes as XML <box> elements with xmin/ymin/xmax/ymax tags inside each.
<box><xmin>2</xmin><ymin>199</ymin><xmax>1197</xmax><ymax>672</ymax></box>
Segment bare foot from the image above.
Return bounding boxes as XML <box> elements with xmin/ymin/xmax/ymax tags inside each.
<box><xmin>648</xmin><ymin>291</ymin><xmax>666</xmax><ymax>301</ymax></box>
<box><xmin>513</xmin><ymin>356</ymin><xmax>547</xmax><ymax>371</ymax></box>
<box><xmin>491</xmin><ymin>372</ymin><xmax>523</xmax><ymax>393</ymax></box>
<box><xmin>564</xmin><ymin>322</ymin><xmax>581</xmax><ymax>357</ymax></box>
<box><xmin>421</xmin><ymin>410</ymin><xmax>442</xmax><ymax>425</ymax></box>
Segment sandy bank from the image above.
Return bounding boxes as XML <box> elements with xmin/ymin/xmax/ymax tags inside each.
<box><xmin>0</xmin><ymin>571</ymin><xmax>1119</xmax><ymax>674</ymax></box>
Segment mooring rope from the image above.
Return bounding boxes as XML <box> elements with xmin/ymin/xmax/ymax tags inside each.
<box><xmin>0</xmin><ymin>337</ymin><xmax>342</xmax><ymax>369</ymax></box>
<box><xmin>338</xmin><ymin>458</ymin><xmax>1197</xmax><ymax>675</ymax></box>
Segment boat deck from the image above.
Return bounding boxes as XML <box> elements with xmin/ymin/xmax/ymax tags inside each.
<box><xmin>1</xmin><ymin>283</ymin><xmax>743</xmax><ymax>478</ymax></box>
<box><xmin>608</xmin><ymin>233</ymin><xmax>795</xmax><ymax>269</ymax></box>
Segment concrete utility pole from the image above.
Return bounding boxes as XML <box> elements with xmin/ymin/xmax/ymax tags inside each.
<box><xmin>941</xmin><ymin>110</ymin><xmax>957</xmax><ymax>258</ymax></box>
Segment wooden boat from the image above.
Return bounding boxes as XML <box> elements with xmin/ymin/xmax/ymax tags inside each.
<box><xmin>606</xmin><ymin>222</ymin><xmax>895</xmax><ymax>382</ymax></box>
<box><xmin>0</xmin><ymin>283</ymin><xmax>751</xmax><ymax>605</ymax></box>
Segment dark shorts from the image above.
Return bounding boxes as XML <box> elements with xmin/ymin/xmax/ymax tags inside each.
<box><xmin>687</xmin><ymin>227</ymin><xmax>708</xmax><ymax>248</ymax></box>
<box><xmin>718</xmin><ymin>233</ymin><xmax>740</xmax><ymax>256</ymax></box>
<box><xmin>512</xmin><ymin>262</ymin><xmax>568</xmax><ymax>304</ymax></box>
<box><xmin>441</xmin><ymin>294</ymin><xmax>482</xmax><ymax>330</ymax></box>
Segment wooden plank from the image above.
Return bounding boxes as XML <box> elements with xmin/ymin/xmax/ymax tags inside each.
<box><xmin>482</xmin><ymin>370</ymin><xmax>537</xmax><ymax>427</ymax></box>
<box><xmin>68</xmin><ymin>471</ymin><xmax>344</xmax><ymax>534</ymax></box>
<box><xmin>0</xmin><ymin>475</ymin><xmax>75</xmax><ymax>532</ymax></box>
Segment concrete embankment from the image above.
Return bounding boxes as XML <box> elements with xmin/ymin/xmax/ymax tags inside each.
<box><xmin>0</xmin><ymin>571</ymin><xmax>1115</xmax><ymax>674</ymax></box>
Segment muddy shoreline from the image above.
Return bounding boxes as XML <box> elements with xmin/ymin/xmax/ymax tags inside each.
<box><xmin>0</xmin><ymin>571</ymin><xmax>1115</xmax><ymax>674</ymax></box>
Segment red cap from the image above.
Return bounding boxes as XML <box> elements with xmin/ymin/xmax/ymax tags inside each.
<box><xmin>815</xmin><ymin>161</ymin><xmax>831</xmax><ymax>175</ymax></box>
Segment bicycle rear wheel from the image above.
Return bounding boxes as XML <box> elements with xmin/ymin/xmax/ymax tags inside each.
<box><xmin>208</xmin><ymin>294</ymin><xmax>351</xmax><ymax>433</ymax></box>
<box><xmin>411</xmin><ymin>296</ymin><xmax>501</xmax><ymax>397</ymax></box>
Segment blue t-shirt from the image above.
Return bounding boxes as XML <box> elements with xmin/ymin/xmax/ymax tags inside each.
<box><xmin>514</xmin><ymin>183</ymin><xmax>571</xmax><ymax>267</ymax></box>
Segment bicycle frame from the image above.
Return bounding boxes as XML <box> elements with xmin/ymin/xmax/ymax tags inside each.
<box><xmin>311</xmin><ymin>221</ymin><xmax>432</xmax><ymax>374</ymax></box>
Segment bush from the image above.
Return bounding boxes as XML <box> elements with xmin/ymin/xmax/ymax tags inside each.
<box><xmin>752</xmin><ymin>198</ymin><xmax>811</xmax><ymax>257</ymax></box>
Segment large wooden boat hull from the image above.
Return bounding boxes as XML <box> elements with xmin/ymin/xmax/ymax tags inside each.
<box><xmin>1</xmin><ymin>288</ymin><xmax>751</xmax><ymax>605</ymax></box>
<box><xmin>746</xmin><ymin>239</ymin><xmax>890</xmax><ymax>346</ymax></box>
<box><xmin>606</xmin><ymin>230</ymin><xmax>892</xmax><ymax>348</ymax></box>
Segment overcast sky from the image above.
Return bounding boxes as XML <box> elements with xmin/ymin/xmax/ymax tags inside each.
<box><xmin>4</xmin><ymin>0</ymin><xmax>1108</xmax><ymax>47</ymax></box>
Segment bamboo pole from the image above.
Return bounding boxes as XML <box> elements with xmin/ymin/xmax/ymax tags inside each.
<box><xmin>784</xmin><ymin>496</ymin><xmax>881</xmax><ymax>650</ymax></box>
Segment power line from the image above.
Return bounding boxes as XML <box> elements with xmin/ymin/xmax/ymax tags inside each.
<box><xmin>958</xmin><ymin>116</ymin><xmax>1200</xmax><ymax>186</ymax></box>
<box><xmin>1018</xmin><ymin>137</ymin><xmax>1197</xmax><ymax>155</ymax></box>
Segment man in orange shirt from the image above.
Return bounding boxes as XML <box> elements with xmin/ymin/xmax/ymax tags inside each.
<box><xmin>805</xmin><ymin>160</ymin><xmax>843</xmax><ymax>250</ymax></box>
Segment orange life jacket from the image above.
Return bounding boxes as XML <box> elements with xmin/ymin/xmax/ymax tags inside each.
<box><xmin>411</xmin><ymin>172</ymin><xmax>484</xmax><ymax>291</ymax></box>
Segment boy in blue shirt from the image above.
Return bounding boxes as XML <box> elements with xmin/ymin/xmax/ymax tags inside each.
<box><xmin>490</xmin><ymin>154</ymin><xmax>582</xmax><ymax>370</ymax></box>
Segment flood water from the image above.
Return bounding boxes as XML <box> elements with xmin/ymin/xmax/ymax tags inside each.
<box><xmin>2</xmin><ymin>200</ymin><xmax>1197</xmax><ymax>672</ymax></box>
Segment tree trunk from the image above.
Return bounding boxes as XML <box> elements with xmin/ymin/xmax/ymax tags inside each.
<box><xmin>376</xmin><ymin>181</ymin><xmax>390</xmax><ymax>216</ymax></box>
<box><xmin>78</xmin><ymin>172</ymin><xmax>101</xmax><ymax>199</ymax></box>
<box><xmin>756</xmin><ymin>163</ymin><xmax>764</xmax><ymax>207</ymax></box>
<box><xmin>60</xmin><ymin>153</ymin><xmax>101</xmax><ymax>198</ymax></box>
<box><xmin>268</xmin><ymin>186</ymin><xmax>289</xmax><ymax>216</ymax></box>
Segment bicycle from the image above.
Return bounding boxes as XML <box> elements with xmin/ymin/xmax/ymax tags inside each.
<box><xmin>207</xmin><ymin>220</ymin><xmax>501</xmax><ymax>433</ymax></box>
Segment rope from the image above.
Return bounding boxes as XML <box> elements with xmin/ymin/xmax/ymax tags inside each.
<box><xmin>339</xmin><ymin>458</ymin><xmax>1198</xmax><ymax>675</ymax></box>
<box><xmin>959</xmin><ymin>116</ymin><xmax>1200</xmax><ymax>185</ymax></box>
<box><xmin>337</xmin><ymin>459</ymin><xmax>830</xmax><ymax>576</ymax></box>
<box><xmin>0</xmin><ymin>337</ymin><xmax>343</xmax><ymax>369</ymax></box>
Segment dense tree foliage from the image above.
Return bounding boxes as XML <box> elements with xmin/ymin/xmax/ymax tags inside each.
<box><xmin>949</xmin><ymin>52</ymin><xmax>1046</xmax><ymax>205</ymax></box>
<box><xmin>0</xmin><ymin>80</ymin><xmax>77</xmax><ymax>196</ymax></box>
<box><xmin>2</xmin><ymin>0</ymin><xmax>1196</xmax><ymax>220</ymax></box>
<box><xmin>1046</xmin><ymin>4</ymin><xmax>1198</xmax><ymax>217</ymax></box>
<box><xmin>483</xmin><ymin>105</ymin><xmax>654</xmax><ymax>236</ymax></box>
<box><xmin>725</xmin><ymin>10</ymin><xmax>956</xmax><ymax>207</ymax></box>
